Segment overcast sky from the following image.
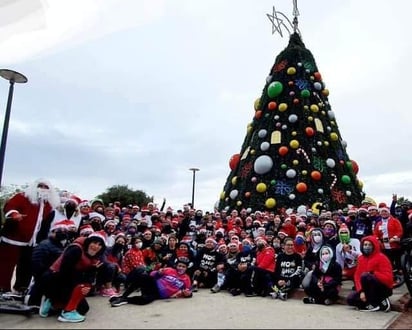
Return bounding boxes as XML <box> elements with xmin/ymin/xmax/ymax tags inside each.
<box><xmin>0</xmin><ymin>0</ymin><xmax>411</xmax><ymax>211</ymax></box>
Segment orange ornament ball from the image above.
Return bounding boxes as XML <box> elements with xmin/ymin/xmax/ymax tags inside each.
<box><xmin>296</xmin><ymin>182</ymin><xmax>308</xmax><ymax>193</ymax></box>
<box><xmin>314</xmin><ymin>72</ymin><xmax>322</xmax><ymax>81</ymax></box>
<box><xmin>293</xmin><ymin>98</ymin><xmax>299</xmax><ymax>105</ymax></box>
<box><xmin>268</xmin><ymin>102</ymin><xmax>277</xmax><ymax>110</ymax></box>
<box><xmin>311</xmin><ymin>171</ymin><xmax>322</xmax><ymax>181</ymax></box>
<box><xmin>255</xmin><ymin>111</ymin><xmax>263</xmax><ymax>119</ymax></box>
<box><xmin>278</xmin><ymin>146</ymin><xmax>289</xmax><ymax>156</ymax></box>
<box><xmin>245</xmin><ymin>191</ymin><xmax>251</xmax><ymax>198</ymax></box>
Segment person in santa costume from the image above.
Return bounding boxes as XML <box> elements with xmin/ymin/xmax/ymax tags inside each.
<box><xmin>0</xmin><ymin>178</ymin><xmax>60</xmax><ymax>293</ymax></box>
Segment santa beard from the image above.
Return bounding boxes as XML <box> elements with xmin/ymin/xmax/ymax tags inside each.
<box><xmin>37</xmin><ymin>188</ymin><xmax>50</xmax><ymax>202</ymax></box>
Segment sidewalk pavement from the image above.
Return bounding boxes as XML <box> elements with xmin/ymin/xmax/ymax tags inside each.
<box><xmin>0</xmin><ymin>283</ymin><xmax>404</xmax><ymax>329</ymax></box>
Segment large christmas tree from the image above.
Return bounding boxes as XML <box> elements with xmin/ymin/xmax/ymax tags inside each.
<box><xmin>218</xmin><ymin>32</ymin><xmax>365</xmax><ymax>213</ymax></box>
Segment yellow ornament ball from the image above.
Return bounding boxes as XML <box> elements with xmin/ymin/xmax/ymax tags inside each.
<box><xmin>292</xmin><ymin>159</ymin><xmax>299</xmax><ymax>166</ymax></box>
<box><xmin>302</xmin><ymin>170</ymin><xmax>308</xmax><ymax>175</ymax></box>
<box><xmin>303</xmin><ymin>105</ymin><xmax>309</xmax><ymax>110</ymax></box>
<box><xmin>265</xmin><ymin>198</ymin><xmax>277</xmax><ymax>209</ymax></box>
<box><xmin>322</xmin><ymin>89</ymin><xmax>330</xmax><ymax>97</ymax></box>
<box><xmin>321</xmin><ymin>111</ymin><xmax>326</xmax><ymax>115</ymax></box>
<box><xmin>289</xmin><ymin>139</ymin><xmax>299</xmax><ymax>149</ymax></box>
<box><xmin>254</xmin><ymin>98</ymin><xmax>261</xmax><ymax>111</ymax></box>
<box><xmin>291</xmin><ymin>131</ymin><xmax>297</xmax><ymax>136</ymax></box>
<box><xmin>323</xmin><ymin>141</ymin><xmax>329</xmax><ymax>147</ymax></box>
<box><xmin>220</xmin><ymin>191</ymin><xmax>226</xmax><ymax>200</ymax></box>
<box><xmin>330</xmin><ymin>132</ymin><xmax>339</xmax><ymax>141</ymax></box>
<box><xmin>308</xmin><ymin>116</ymin><xmax>313</xmax><ymax>122</ymax></box>
<box><xmin>236</xmin><ymin>201</ymin><xmax>242</xmax><ymax>206</ymax></box>
<box><xmin>278</xmin><ymin>103</ymin><xmax>288</xmax><ymax>112</ymax></box>
<box><xmin>250</xmin><ymin>149</ymin><xmax>256</xmax><ymax>155</ymax></box>
<box><xmin>310</xmin><ymin>104</ymin><xmax>319</xmax><ymax>113</ymax></box>
<box><xmin>358</xmin><ymin>180</ymin><xmax>364</xmax><ymax>189</ymax></box>
<box><xmin>287</xmin><ymin>67</ymin><xmax>296</xmax><ymax>75</ymax></box>
<box><xmin>256</xmin><ymin>183</ymin><xmax>267</xmax><ymax>193</ymax></box>
<box><xmin>231</xmin><ymin>176</ymin><xmax>238</xmax><ymax>185</ymax></box>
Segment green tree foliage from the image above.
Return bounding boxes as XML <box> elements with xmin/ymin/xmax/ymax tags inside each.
<box><xmin>218</xmin><ymin>33</ymin><xmax>365</xmax><ymax>213</ymax></box>
<box><xmin>96</xmin><ymin>184</ymin><xmax>153</xmax><ymax>208</ymax></box>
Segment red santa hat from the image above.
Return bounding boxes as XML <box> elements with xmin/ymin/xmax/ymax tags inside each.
<box><xmin>338</xmin><ymin>223</ymin><xmax>350</xmax><ymax>234</ymax></box>
<box><xmin>104</xmin><ymin>220</ymin><xmax>117</xmax><ymax>228</ymax></box>
<box><xmin>86</xmin><ymin>230</ymin><xmax>107</xmax><ymax>246</ymax></box>
<box><xmin>51</xmin><ymin>219</ymin><xmax>76</xmax><ymax>232</ymax></box>
<box><xmin>79</xmin><ymin>224</ymin><xmax>94</xmax><ymax>236</ymax></box>
<box><xmin>378</xmin><ymin>203</ymin><xmax>390</xmax><ymax>213</ymax></box>
<box><xmin>367</xmin><ymin>205</ymin><xmax>378</xmax><ymax>212</ymax></box>
<box><xmin>88</xmin><ymin>212</ymin><xmax>105</xmax><ymax>222</ymax></box>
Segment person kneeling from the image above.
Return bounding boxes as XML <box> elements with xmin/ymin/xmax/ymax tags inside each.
<box><xmin>302</xmin><ymin>245</ymin><xmax>342</xmax><ymax>305</ymax></box>
<box><xmin>346</xmin><ymin>236</ymin><xmax>393</xmax><ymax>312</ymax></box>
<box><xmin>110</xmin><ymin>257</ymin><xmax>192</xmax><ymax>307</ymax></box>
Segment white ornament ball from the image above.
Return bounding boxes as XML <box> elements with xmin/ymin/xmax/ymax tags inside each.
<box><xmin>318</xmin><ymin>188</ymin><xmax>324</xmax><ymax>194</ymax></box>
<box><xmin>326</xmin><ymin>158</ymin><xmax>336</xmax><ymax>168</ymax></box>
<box><xmin>260</xmin><ymin>141</ymin><xmax>270</xmax><ymax>151</ymax></box>
<box><xmin>346</xmin><ymin>190</ymin><xmax>352</xmax><ymax>196</ymax></box>
<box><xmin>266</xmin><ymin>75</ymin><xmax>272</xmax><ymax>83</ymax></box>
<box><xmin>288</xmin><ymin>114</ymin><xmax>298</xmax><ymax>123</ymax></box>
<box><xmin>289</xmin><ymin>194</ymin><xmax>296</xmax><ymax>200</ymax></box>
<box><xmin>229</xmin><ymin>189</ymin><xmax>239</xmax><ymax>200</ymax></box>
<box><xmin>286</xmin><ymin>169</ymin><xmax>297</xmax><ymax>178</ymax></box>
<box><xmin>328</xmin><ymin>111</ymin><xmax>335</xmax><ymax>120</ymax></box>
<box><xmin>314</xmin><ymin>82</ymin><xmax>322</xmax><ymax>90</ymax></box>
<box><xmin>342</xmin><ymin>140</ymin><xmax>347</xmax><ymax>148</ymax></box>
<box><xmin>254</xmin><ymin>155</ymin><xmax>274</xmax><ymax>175</ymax></box>
<box><xmin>258</xmin><ymin>129</ymin><xmax>268</xmax><ymax>138</ymax></box>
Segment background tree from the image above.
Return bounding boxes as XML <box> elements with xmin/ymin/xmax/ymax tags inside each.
<box><xmin>218</xmin><ymin>32</ymin><xmax>365</xmax><ymax>213</ymax></box>
<box><xmin>96</xmin><ymin>184</ymin><xmax>153</xmax><ymax>208</ymax></box>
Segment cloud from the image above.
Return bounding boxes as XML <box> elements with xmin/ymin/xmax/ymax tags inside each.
<box><xmin>1</xmin><ymin>0</ymin><xmax>411</xmax><ymax>212</ymax></box>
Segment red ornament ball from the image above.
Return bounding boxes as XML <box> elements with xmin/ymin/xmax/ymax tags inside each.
<box><xmin>296</xmin><ymin>182</ymin><xmax>308</xmax><ymax>193</ymax></box>
<box><xmin>268</xmin><ymin>102</ymin><xmax>277</xmax><ymax>110</ymax></box>
<box><xmin>229</xmin><ymin>153</ymin><xmax>240</xmax><ymax>170</ymax></box>
<box><xmin>305</xmin><ymin>127</ymin><xmax>315</xmax><ymax>137</ymax></box>
<box><xmin>278</xmin><ymin>146</ymin><xmax>289</xmax><ymax>156</ymax></box>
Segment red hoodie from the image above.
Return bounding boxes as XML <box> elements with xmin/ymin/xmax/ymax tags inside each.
<box><xmin>354</xmin><ymin>235</ymin><xmax>393</xmax><ymax>292</ymax></box>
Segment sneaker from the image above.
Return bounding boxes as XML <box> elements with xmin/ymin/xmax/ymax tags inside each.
<box><xmin>110</xmin><ymin>296</ymin><xmax>128</xmax><ymax>307</ymax></box>
<box><xmin>109</xmin><ymin>295</ymin><xmax>122</xmax><ymax>303</ymax></box>
<box><xmin>278</xmin><ymin>292</ymin><xmax>288</xmax><ymax>301</ymax></box>
<box><xmin>210</xmin><ymin>284</ymin><xmax>221</xmax><ymax>293</ymax></box>
<box><xmin>324</xmin><ymin>299</ymin><xmax>332</xmax><ymax>305</ymax></box>
<box><xmin>100</xmin><ymin>287</ymin><xmax>118</xmax><ymax>297</ymax></box>
<box><xmin>379</xmin><ymin>298</ymin><xmax>391</xmax><ymax>312</ymax></box>
<box><xmin>270</xmin><ymin>292</ymin><xmax>279</xmax><ymax>299</ymax></box>
<box><xmin>303</xmin><ymin>297</ymin><xmax>316</xmax><ymax>304</ymax></box>
<box><xmin>359</xmin><ymin>304</ymin><xmax>380</xmax><ymax>312</ymax></box>
<box><xmin>58</xmin><ymin>310</ymin><xmax>85</xmax><ymax>323</ymax></box>
<box><xmin>230</xmin><ymin>288</ymin><xmax>242</xmax><ymax>296</ymax></box>
<box><xmin>245</xmin><ymin>291</ymin><xmax>257</xmax><ymax>297</ymax></box>
<box><xmin>39</xmin><ymin>296</ymin><xmax>52</xmax><ymax>318</ymax></box>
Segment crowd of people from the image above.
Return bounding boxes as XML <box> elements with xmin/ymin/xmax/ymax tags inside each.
<box><xmin>0</xmin><ymin>178</ymin><xmax>411</xmax><ymax>323</ymax></box>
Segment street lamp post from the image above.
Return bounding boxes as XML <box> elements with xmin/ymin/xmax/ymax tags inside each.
<box><xmin>189</xmin><ymin>168</ymin><xmax>199</xmax><ymax>209</ymax></box>
<box><xmin>0</xmin><ymin>69</ymin><xmax>28</xmax><ymax>189</ymax></box>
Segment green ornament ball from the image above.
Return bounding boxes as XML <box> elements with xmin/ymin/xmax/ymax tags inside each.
<box><xmin>341</xmin><ymin>175</ymin><xmax>351</xmax><ymax>184</ymax></box>
<box><xmin>301</xmin><ymin>89</ymin><xmax>310</xmax><ymax>98</ymax></box>
<box><xmin>267</xmin><ymin>81</ymin><xmax>283</xmax><ymax>98</ymax></box>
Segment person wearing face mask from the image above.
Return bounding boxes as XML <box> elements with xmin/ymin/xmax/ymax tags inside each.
<box><xmin>121</xmin><ymin>236</ymin><xmax>147</xmax><ymax>277</ymax></box>
<box><xmin>0</xmin><ymin>178</ymin><xmax>61</xmax><ymax>293</ymax></box>
<box><xmin>110</xmin><ymin>257</ymin><xmax>192</xmax><ymax>307</ymax></box>
<box><xmin>302</xmin><ymin>245</ymin><xmax>342</xmax><ymax>305</ymax></box>
<box><xmin>252</xmin><ymin>238</ymin><xmax>276</xmax><ymax>297</ymax></box>
<box><xmin>346</xmin><ymin>235</ymin><xmax>393</xmax><ymax>312</ymax></box>
<box><xmin>322</xmin><ymin>220</ymin><xmax>339</xmax><ymax>250</ymax></box>
<box><xmin>335</xmin><ymin>224</ymin><xmax>361</xmax><ymax>283</ymax></box>
<box><xmin>27</xmin><ymin>220</ymin><xmax>72</xmax><ymax>307</ymax></box>
<box><xmin>103</xmin><ymin>233</ymin><xmax>127</xmax><ymax>292</ymax></box>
